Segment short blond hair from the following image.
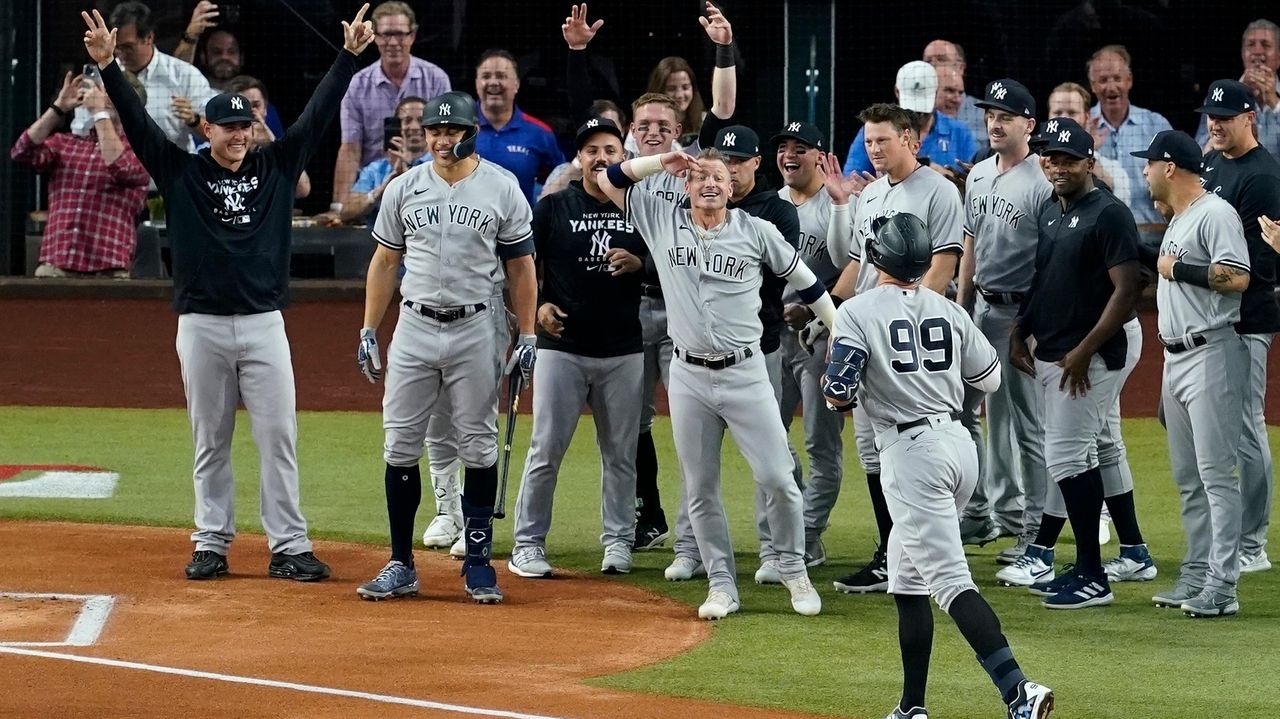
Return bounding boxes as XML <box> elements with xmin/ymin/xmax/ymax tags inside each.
<box><xmin>1052</xmin><ymin>81</ymin><xmax>1092</xmax><ymax>108</ymax></box>
<box><xmin>631</xmin><ymin>92</ymin><xmax>680</xmax><ymax>116</ymax></box>
<box><xmin>372</xmin><ymin>1</ymin><xmax>416</xmax><ymax>30</ymax></box>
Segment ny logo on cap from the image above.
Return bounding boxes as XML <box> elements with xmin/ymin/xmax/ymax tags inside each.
<box><xmin>440</xmin><ymin>103</ymin><xmax>452</xmax><ymax>116</ymax></box>
<box><xmin>1058</xmin><ymin>130</ymin><xmax>1071</xmax><ymax>143</ymax></box>
<box><xmin>991</xmin><ymin>81</ymin><xmax>1008</xmax><ymax>100</ymax></box>
<box><xmin>1212</xmin><ymin>87</ymin><xmax>1225</xmax><ymax>102</ymax></box>
<box><xmin>586</xmin><ymin>118</ymin><xmax>599</xmax><ymax>127</ymax></box>
<box><xmin>231</xmin><ymin>96</ymin><xmax>244</xmax><ymax>110</ymax></box>
<box><xmin>722</xmin><ymin>132</ymin><xmax>737</xmax><ymax>147</ymax></box>
<box><xmin>788</xmin><ymin>122</ymin><xmax>802</xmax><ymax>132</ymax></box>
<box><xmin>1046</xmin><ymin>120</ymin><xmax>1059</xmax><ymax>133</ymax></box>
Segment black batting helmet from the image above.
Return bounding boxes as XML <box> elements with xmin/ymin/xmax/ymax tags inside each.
<box><xmin>868</xmin><ymin>213</ymin><xmax>932</xmax><ymax>283</ymax></box>
<box><xmin>423</xmin><ymin>91</ymin><xmax>480</xmax><ymax>159</ymax></box>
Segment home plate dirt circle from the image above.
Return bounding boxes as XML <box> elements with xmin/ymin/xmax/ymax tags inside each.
<box><xmin>0</xmin><ymin>522</ymin><xmax>825</xmax><ymax>719</ymax></box>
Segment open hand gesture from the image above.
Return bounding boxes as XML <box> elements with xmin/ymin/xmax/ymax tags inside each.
<box><xmin>1085</xmin><ymin>114</ymin><xmax>1109</xmax><ymax>152</ymax></box>
<box><xmin>820</xmin><ymin>153</ymin><xmax>861</xmax><ymax>204</ymax></box>
<box><xmin>562</xmin><ymin>3</ymin><xmax>603</xmax><ymax>50</ymax></box>
<box><xmin>661</xmin><ymin>151</ymin><xmax>704</xmax><ymax>178</ymax></box>
<box><xmin>186</xmin><ymin>1</ymin><xmax>220</xmax><ymax>39</ymax></box>
<box><xmin>699</xmin><ymin>2</ymin><xmax>732</xmax><ymax>46</ymax></box>
<box><xmin>54</xmin><ymin>72</ymin><xmax>85</xmax><ymax>113</ymax></box>
<box><xmin>81</xmin><ymin>9</ymin><xmax>117</xmax><ymax>67</ymax></box>
<box><xmin>342</xmin><ymin>3</ymin><xmax>375</xmax><ymax>55</ymax></box>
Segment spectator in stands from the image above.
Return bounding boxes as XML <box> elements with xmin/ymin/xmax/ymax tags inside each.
<box><xmin>12</xmin><ymin>69</ymin><xmax>149</xmax><ymax>278</ymax></box>
<box><xmin>842</xmin><ymin>60</ymin><xmax>977</xmax><ymax>177</ymax></box>
<box><xmin>473</xmin><ymin>48</ymin><xmax>564</xmax><ymax>204</ymax></box>
<box><xmin>332</xmin><ymin>0</ymin><xmax>450</xmax><ymax>208</ymax></box>
<box><xmin>538</xmin><ymin>99</ymin><xmax>626</xmax><ymax>199</ymax></box>
<box><xmin>1196</xmin><ymin>19</ymin><xmax>1280</xmax><ymax>157</ymax></box>
<box><xmin>226</xmin><ymin>75</ymin><xmax>311</xmax><ymax>199</ymax></box>
<box><xmin>172</xmin><ymin>1</ymin><xmax>219</xmax><ymax>67</ymax></box>
<box><xmin>645</xmin><ymin>57</ymin><xmax>707</xmax><ymax>149</ymax></box>
<box><xmin>1087</xmin><ymin>44</ymin><xmax>1172</xmax><ymax>235</ymax></box>
<box><xmin>923</xmin><ymin>39</ymin><xmax>988</xmax><ymax>152</ymax></box>
<box><xmin>72</xmin><ymin>1</ymin><xmax>216</xmax><ymax>151</ymax></box>
<box><xmin>322</xmin><ymin>96</ymin><xmax>428</xmax><ymax>227</ymax></box>
<box><xmin>1045</xmin><ymin>81</ymin><xmax>1129</xmax><ymax>204</ymax></box>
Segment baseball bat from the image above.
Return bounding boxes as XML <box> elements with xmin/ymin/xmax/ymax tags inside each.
<box><xmin>493</xmin><ymin>370</ymin><xmax>523</xmax><ymax>519</ymax></box>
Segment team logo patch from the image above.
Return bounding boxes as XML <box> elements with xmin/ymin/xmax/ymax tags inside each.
<box><xmin>1069</xmin><ymin>216</ymin><xmax>1079</xmax><ymax>228</ymax></box>
<box><xmin>990</xmin><ymin>81</ymin><xmax>1008</xmax><ymax>100</ymax></box>
<box><xmin>1045</xmin><ymin>120</ymin><xmax>1059</xmax><ymax>133</ymax></box>
<box><xmin>787</xmin><ymin>122</ymin><xmax>802</xmax><ymax>132</ymax></box>
<box><xmin>722</xmin><ymin>132</ymin><xmax>737</xmax><ymax>147</ymax></box>
<box><xmin>1057</xmin><ymin>129</ymin><xmax>1071</xmax><ymax>143</ymax></box>
<box><xmin>440</xmin><ymin>103</ymin><xmax>452</xmax><ymax>116</ymax></box>
<box><xmin>586</xmin><ymin>118</ymin><xmax>599</xmax><ymax>127</ymax></box>
<box><xmin>230</xmin><ymin>96</ymin><xmax>244</xmax><ymax>110</ymax></box>
<box><xmin>1211</xmin><ymin>87</ymin><xmax>1224</xmax><ymax>102</ymax></box>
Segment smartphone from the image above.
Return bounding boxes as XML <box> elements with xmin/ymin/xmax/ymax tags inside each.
<box><xmin>220</xmin><ymin>2</ymin><xmax>240</xmax><ymax>25</ymax></box>
<box><xmin>82</xmin><ymin>63</ymin><xmax>101</xmax><ymax>91</ymax></box>
<box><xmin>383</xmin><ymin>117</ymin><xmax>402</xmax><ymax>151</ymax></box>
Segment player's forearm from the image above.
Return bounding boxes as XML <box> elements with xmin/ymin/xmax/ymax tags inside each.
<box><xmin>25</xmin><ymin>107</ymin><xmax>66</xmax><ymax>144</ymax></box>
<box><xmin>709</xmin><ymin>49</ymin><xmax>736</xmax><ymax>119</ymax></box>
<box><xmin>830</xmin><ymin>259</ymin><xmax>860</xmax><ymax>300</ymax></box>
<box><xmin>333</xmin><ymin>144</ymin><xmax>361</xmax><ymax>205</ymax></box>
<box><xmin>786</xmin><ymin>261</ymin><xmax>837</xmax><ymax>328</ymax></box>
<box><xmin>922</xmin><ymin>253</ymin><xmax>958</xmax><ymax>295</ymax></box>
<box><xmin>956</xmin><ymin>235</ymin><xmax>976</xmax><ymax>312</ymax></box>
<box><xmin>1207</xmin><ymin>262</ymin><xmax>1250</xmax><ymax>293</ymax></box>
<box><xmin>94</xmin><ymin>118</ymin><xmax>126</xmax><ymax>164</ymax></box>
<box><xmin>362</xmin><ymin>247</ymin><xmax>401</xmax><ymax>328</ymax></box>
<box><xmin>100</xmin><ymin>61</ymin><xmax>169</xmax><ymax>169</ymax></box>
<box><xmin>504</xmin><ymin>255</ymin><xmax>538</xmax><ymax>335</ymax></box>
<box><xmin>288</xmin><ymin>51</ymin><xmax>359</xmax><ymax>146</ymax></box>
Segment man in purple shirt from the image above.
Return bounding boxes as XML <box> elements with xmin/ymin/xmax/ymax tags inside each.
<box><xmin>331</xmin><ymin>0</ymin><xmax>450</xmax><ymax>208</ymax></box>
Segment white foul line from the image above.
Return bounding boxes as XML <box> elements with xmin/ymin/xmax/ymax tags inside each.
<box><xmin>0</xmin><ymin>645</ymin><xmax>571</xmax><ymax>719</ymax></box>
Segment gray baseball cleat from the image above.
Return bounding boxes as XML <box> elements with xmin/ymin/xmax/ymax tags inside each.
<box><xmin>507</xmin><ymin>545</ymin><xmax>554</xmax><ymax>578</ymax></box>
<box><xmin>960</xmin><ymin>516</ymin><xmax>1001</xmax><ymax>547</ymax></box>
<box><xmin>357</xmin><ymin>560</ymin><xmax>419</xmax><ymax>600</ymax></box>
<box><xmin>1181</xmin><ymin>589</ymin><xmax>1239</xmax><ymax>618</ymax></box>
<box><xmin>1152</xmin><ymin>580</ymin><xmax>1204</xmax><ymax>608</ymax></box>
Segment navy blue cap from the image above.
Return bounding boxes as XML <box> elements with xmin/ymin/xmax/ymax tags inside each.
<box><xmin>770</xmin><ymin>120</ymin><xmax>826</xmax><ymax>150</ymax></box>
<box><xmin>974</xmin><ymin>78</ymin><xmax>1035</xmax><ymax>119</ymax></box>
<box><xmin>204</xmin><ymin>93</ymin><xmax>254</xmax><ymax>125</ymax></box>
<box><xmin>1195</xmin><ymin>79</ymin><xmax>1257</xmax><ymax>117</ymax></box>
<box><xmin>1129</xmin><ymin>130</ymin><xmax>1203</xmax><ymax>172</ymax></box>
<box><xmin>575</xmin><ymin>116</ymin><xmax>624</xmax><ymax>150</ymax></box>
<box><xmin>1033</xmin><ymin>117</ymin><xmax>1094</xmax><ymax>159</ymax></box>
<box><xmin>714</xmin><ymin>125</ymin><xmax>760</xmax><ymax>158</ymax></box>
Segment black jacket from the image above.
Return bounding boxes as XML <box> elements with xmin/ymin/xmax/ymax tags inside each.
<box><xmin>729</xmin><ymin>174</ymin><xmax>801</xmax><ymax>355</ymax></box>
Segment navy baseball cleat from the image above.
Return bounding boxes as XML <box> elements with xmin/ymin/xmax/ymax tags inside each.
<box><xmin>1007</xmin><ymin>680</ymin><xmax>1054</xmax><ymax>719</ymax></box>
<box><xmin>268</xmin><ymin>551</ymin><xmax>331</xmax><ymax>582</ymax></box>
<box><xmin>357</xmin><ymin>560</ymin><xmax>419</xmax><ymax>600</ymax></box>
<box><xmin>1041</xmin><ymin>572</ymin><xmax>1113</xmax><ymax>610</ymax></box>
<box><xmin>633</xmin><ymin>521</ymin><xmax>670</xmax><ymax>550</ymax></box>
<box><xmin>465</xmin><ymin>565</ymin><xmax>504</xmax><ymax>604</ymax></box>
<box><xmin>185</xmin><ymin>550</ymin><xmax>228</xmax><ymax>580</ymax></box>
<box><xmin>1027</xmin><ymin>563</ymin><xmax>1076</xmax><ymax>597</ymax></box>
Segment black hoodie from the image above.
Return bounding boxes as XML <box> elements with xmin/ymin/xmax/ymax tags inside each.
<box><xmin>728</xmin><ymin>173</ymin><xmax>801</xmax><ymax>354</ymax></box>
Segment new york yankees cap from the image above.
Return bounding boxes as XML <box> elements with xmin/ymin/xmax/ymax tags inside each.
<box><xmin>1033</xmin><ymin>117</ymin><xmax>1094</xmax><ymax>159</ymax></box>
<box><xmin>204</xmin><ymin>92</ymin><xmax>254</xmax><ymax>125</ymax></box>
<box><xmin>575</xmin><ymin>116</ymin><xmax>624</xmax><ymax>150</ymax></box>
<box><xmin>895</xmin><ymin>61</ymin><xmax>938</xmax><ymax>113</ymax></box>
<box><xmin>770</xmin><ymin>120</ymin><xmax>825</xmax><ymax>150</ymax></box>
<box><xmin>714</xmin><ymin>125</ymin><xmax>760</xmax><ymax>158</ymax></box>
<box><xmin>974</xmin><ymin>78</ymin><xmax>1035</xmax><ymax>118</ymax></box>
<box><xmin>1129</xmin><ymin>130</ymin><xmax>1203</xmax><ymax>172</ymax></box>
<box><xmin>1195</xmin><ymin>79</ymin><xmax>1256</xmax><ymax>117</ymax></box>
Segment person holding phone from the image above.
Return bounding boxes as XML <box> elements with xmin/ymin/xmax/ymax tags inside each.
<box><xmin>319</xmin><ymin>96</ymin><xmax>428</xmax><ymax>228</ymax></box>
<box><xmin>11</xmin><ymin>67</ymin><xmax>150</xmax><ymax>278</ymax></box>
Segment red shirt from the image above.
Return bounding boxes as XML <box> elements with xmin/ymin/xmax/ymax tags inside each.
<box><xmin>11</xmin><ymin>128</ymin><xmax>150</xmax><ymax>272</ymax></box>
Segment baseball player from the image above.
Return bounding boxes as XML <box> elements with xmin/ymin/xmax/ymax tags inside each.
<box><xmin>81</xmin><ymin>7</ymin><xmax>376</xmax><ymax>582</ymax></box>
<box><xmin>955</xmin><ymin>80</ymin><xmax>1052</xmax><ymax>560</ymax></box>
<box><xmin>827</xmin><ymin>103</ymin><xmax>964</xmax><ymax>595</ymax></box>
<box><xmin>1196</xmin><ymin>79</ymin><xmax>1280</xmax><ymax>575</ymax></box>
<box><xmin>1137</xmin><ymin>130</ymin><xmax>1252</xmax><ymax>617</ymax></box>
<box><xmin>506</xmin><ymin>117</ymin><xmax>647</xmax><ymax>578</ymax></box>
<box><xmin>1006</xmin><ymin>118</ymin><xmax>1142</xmax><ymax>610</ymax></box>
<box><xmin>598</xmin><ymin>147</ymin><xmax>836</xmax><ymax>620</ymax></box>
<box><xmin>355</xmin><ymin>90</ymin><xmax>538</xmax><ymax>604</ymax></box>
<box><xmin>822</xmin><ymin>213</ymin><xmax>1054</xmax><ymax>719</ymax></box>
<box><xmin>770</xmin><ymin>120</ymin><xmax>855</xmax><ymax>582</ymax></box>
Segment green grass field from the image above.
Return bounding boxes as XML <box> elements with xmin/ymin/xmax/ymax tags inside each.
<box><xmin>2</xmin><ymin>405</ymin><xmax>1276</xmax><ymax>718</ymax></box>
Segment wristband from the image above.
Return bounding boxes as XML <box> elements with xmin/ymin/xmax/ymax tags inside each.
<box><xmin>1171</xmin><ymin>260</ymin><xmax>1211</xmax><ymax>288</ymax></box>
<box><xmin>91</xmin><ymin>111</ymin><xmax>112</xmax><ymax>123</ymax></box>
<box><xmin>630</xmin><ymin>154</ymin><xmax>665</xmax><ymax>179</ymax></box>
<box><xmin>517</xmin><ymin>333</ymin><xmax>537</xmax><ymax>347</ymax></box>
<box><xmin>367</xmin><ymin>190</ymin><xmax>378</xmax><ymax>205</ymax></box>
<box><xmin>182</xmin><ymin>33</ymin><xmax>200</xmax><ymax>44</ymax></box>
<box><xmin>49</xmin><ymin>104</ymin><xmax>69</xmax><ymax>118</ymax></box>
<box><xmin>715</xmin><ymin>42</ymin><xmax>736</xmax><ymax>68</ymax></box>
<box><xmin>329</xmin><ymin>202</ymin><xmax>344</xmax><ymax>214</ymax></box>
<box><xmin>605</xmin><ymin>162</ymin><xmax>637</xmax><ymax>189</ymax></box>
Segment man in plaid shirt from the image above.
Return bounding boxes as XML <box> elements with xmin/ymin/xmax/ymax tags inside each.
<box><xmin>11</xmin><ymin>68</ymin><xmax>149</xmax><ymax>277</ymax></box>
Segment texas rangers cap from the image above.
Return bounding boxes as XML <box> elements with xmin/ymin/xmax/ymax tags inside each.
<box><xmin>974</xmin><ymin>78</ymin><xmax>1035</xmax><ymax>118</ymax></box>
<box><xmin>575</xmin><ymin>116</ymin><xmax>624</xmax><ymax>150</ymax></box>
<box><xmin>714</xmin><ymin>125</ymin><xmax>760</xmax><ymax>158</ymax></box>
<box><xmin>204</xmin><ymin>92</ymin><xmax>254</xmax><ymax>125</ymax></box>
<box><xmin>1195</xmin><ymin>79</ymin><xmax>1256</xmax><ymax>117</ymax></box>
<box><xmin>895</xmin><ymin>61</ymin><xmax>938</xmax><ymax>113</ymax></box>
<box><xmin>1129</xmin><ymin>130</ymin><xmax>1203</xmax><ymax>172</ymax></box>
<box><xmin>770</xmin><ymin>120</ymin><xmax>825</xmax><ymax>150</ymax></box>
<box><xmin>1034</xmin><ymin>117</ymin><xmax>1094</xmax><ymax>159</ymax></box>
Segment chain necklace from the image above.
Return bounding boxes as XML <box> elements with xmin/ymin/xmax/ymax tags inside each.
<box><xmin>692</xmin><ymin>215</ymin><xmax>728</xmax><ymax>252</ymax></box>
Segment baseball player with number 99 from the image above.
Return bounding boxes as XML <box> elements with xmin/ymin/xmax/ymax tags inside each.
<box><xmin>823</xmin><ymin>213</ymin><xmax>1054</xmax><ymax>719</ymax></box>
<box><xmin>356</xmin><ymin>90</ymin><xmax>538</xmax><ymax>604</ymax></box>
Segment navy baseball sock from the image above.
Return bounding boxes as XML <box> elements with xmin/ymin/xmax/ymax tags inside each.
<box><xmin>1033</xmin><ymin>513</ymin><xmax>1067</xmax><ymax>548</ymax></box>
<box><xmin>384</xmin><ymin>463</ymin><xmax>422</xmax><ymax>565</ymax></box>
<box><xmin>635</xmin><ymin>432</ymin><xmax>665</xmax><ymax>524</ymax></box>
<box><xmin>867</xmin><ymin>473</ymin><xmax>893</xmax><ymax>547</ymax></box>
<box><xmin>1058</xmin><ymin>467</ymin><xmax>1105</xmax><ymax>576</ymax></box>
<box><xmin>894</xmin><ymin>593</ymin><xmax>932</xmax><ymax>711</ymax></box>
<box><xmin>948</xmin><ymin>590</ymin><xmax>1025</xmax><ymax>704</ymax></box>
<box><xmin>462</xmin><ymin>463</ymin><xmax>498</xmax><ymax>507</ymax></box>
<box><xmin>1104</xmin><ymin>490</ymin><xmax>1145</xmax><ymax>545</ymax></box>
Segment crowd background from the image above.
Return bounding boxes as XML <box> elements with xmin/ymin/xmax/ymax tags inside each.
<box><xmin>1</xmin><ymin>0</ymin><xmax>1276</xmax><ymax>275</ymax></box>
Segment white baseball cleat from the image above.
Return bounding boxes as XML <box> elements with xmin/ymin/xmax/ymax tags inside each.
<box><xmin>664</xmin><ymin>555</ymin><xmax>705</xmax><ymax>581</ymax></box>
<box><xmin>601</xmin><ymin>542</ymin><xmax>633</xmax><ymax>574</ymax></box>
<box><xmin>697</xmin><ymin>590</ymin><xmax>740</xmax><ymax>620</ymax></box>
<box><xmin>996</xmin><ymin>544</ymin><xmax>1055</xmax><ymax>587</ymax></box>
<box><xmin>754</xmin><ymin>559</ymin><xmax>782</xmax><ymax>584</ymax></box>
<box><xmin>449</xmin><ymin>534</ymin><xmax>465</xmax><ymax>560</ymax></box>
<box><xmin>507</xmin><ymin>545</ymin><xmax>554</xmax><ymax>578</ymax></box>
<box><xmin>422</xmin><ymin>515</ymin><xmax>462</xmax><ymax>548</ymax></box>
<box><xmin>1240</xmin><ymin>550</ymin><xmax>1271</xmax><ymax>574</ymax></box>
<box><xmin>782</xmin><ymin>574</ymin><xmax>822</xmax><ymax>616</ymax></box>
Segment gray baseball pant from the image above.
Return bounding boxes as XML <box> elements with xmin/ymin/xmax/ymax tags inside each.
<box><xmin>780</xmin><ymin>332</ymin><xmax>845</xmax><ymax>541</ymax></box>
<box><xmin>176</xmin><ymin>311</ymin><xmax>312</xmax><ymax>555</ymax></box>
<box><xmin>640</xmin><ymin>296</ymin><xmax>674</xmax><ymax>433</ymax></box>
<box><xmin>1163</xmin><ymin>328</ymin><xmax>1248</xmax><ymax>593</ymax></box>
<box><xmin>512</xmin><ymin>350</ymin><xmax>643</xmax><ymax>549</ymax></box>
<box><xmin>1237</xmin><ymin>333</ymin><xmax>1273</xmax><ymax>556</ymax></box>
<box><xmin>669</xmin><ymin>350</ymin><xmax>804</xmax><ymax>602</ymax></box>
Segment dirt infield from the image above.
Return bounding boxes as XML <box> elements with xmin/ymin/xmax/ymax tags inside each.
<box><xmin>0</xmin><ymin>521</ymin><xmax>829</xmax><ymax>719</ymax></box>
<box><xmin>4</xmin><ymin>297</ymin><xmax>1279</xmax><ymax>418</ymax></box>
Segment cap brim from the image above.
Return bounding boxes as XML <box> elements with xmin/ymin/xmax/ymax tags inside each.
<box><xmin>1042</xmin><ymin>147</ymin><xmax>1092</xmax><ymax>159</ymax></box>
<box><xmin>212</xmin><ymin>114</ymin><xmax>254</xmax><ymax>125</ymax></box>
<box><xmin>974</xmin><ymin>100</ymin><xmax>1029</xmax><ymax>117</ymax></box>
<box><xmin>1194</xmin><ymin>105</ymin><xmax>1246</xmax><ymax>117</ymax></box>
<box><xmin>768</xmin><ymin>131</ymin><xmax>816</xmax><ymax>148</ymax></box>
<box><xmin>717</xmin><ymin>149</ymin><xmax>758</xmax><ymax>159</ymax></box>
<box><xmin>1128</xmin><ymin>150</ymin><xmax>1159</xmax><ymax>160</ymax></box>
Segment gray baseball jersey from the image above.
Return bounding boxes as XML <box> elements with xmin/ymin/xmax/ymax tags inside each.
<box><xmin>832</xmin><ymin>285</ymin><xmax>999</xmax><ymax>436</ymax></box>
<box><xmin>778</xmin><ymin>188</ymin><xmax>853</xmax><ymax>301</ymax></box>
<box><xmin>964</xmin><ymin>153</ymin><xmax>1053</xmax><ymax>293</ymax></box>
<box><xmin>374</xmin><ymin>160</ymin><xmax>533</xmax><ymax>306</ymax></box>
<box><xmin>848</xmin><ymin>166</ymin><xmax>964</xmax><ymax>295</ymax></box>
<box><xmin>641</xmin><ymin>170</ymin><xmax>689</xmax><ymax>207</ymax></box>
<box><xmin>1156</xmin><ymin>192</ymin><xmax>1250</xmax><ymax>337</ymax></box>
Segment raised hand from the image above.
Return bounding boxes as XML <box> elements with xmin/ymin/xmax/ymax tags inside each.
<box><xmin>562</xmin><ymin>3</ymin><xmax>603</xmax><ymax>50</ymax></box>
<box><xmin>1085</xmin><ymin>114</ymin><xmax>1109</xmax><ymax>152</ymax></box>
<box><xmin>342</xmin><ymin>3</ymin><xmax>375</xmax><ymax>55</ymax></box>
<box><xmin>83</xmin><ymin>84</ymin><xmax>109</xmax><ymax>113</ymax></box>
<box><xmin>185</xmin><ymin>1</ymin><xmax>220</xmax><ymax>39</ymax></box>
<box><xmin>661</xmin><ymin>150</ymin><xmax>702</xmax><ymax>178</ymax></box>
<box><xmin>81</xmin><ymin>9</ymin><xmax>117</xmax><ymax>67</ymax></box>
<box><xmin>54</xmin><ymin>71</ymin><xmax>85</xmax><ymax>112</ymax></box>
<box><xmin>698</xmin><ymin>2</ymin><xmax>732</xmax><ymax>45</ymax></box>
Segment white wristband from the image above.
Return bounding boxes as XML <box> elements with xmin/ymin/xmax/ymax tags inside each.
<box><xmin>630</xmin><ymin>154</ymin><xmax>665</xmax><ymax>179</ymax></box>
<box><xmin>91</xmin><ymin>111</ymin><xmax>112</xmax><ymax>123</ymax></box>
<box><xmin>329</xmin><ymin>202</ymin><xmax>344</xmax><ymax>213</ymax></box>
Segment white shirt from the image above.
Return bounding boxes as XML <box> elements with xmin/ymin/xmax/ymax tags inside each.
<box><xmin>74</xmin><ymin>50</ymin><xmax>216</xmax><ymax>152</ymax></box>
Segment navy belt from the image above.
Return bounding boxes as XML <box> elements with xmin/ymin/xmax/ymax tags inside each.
<box><xmin>674</xmin><ymin>346</ymin><xmax>753</xmax><ymax>370</ymax></box>
<box><xmin>640</xmin><ymin>284</ymin><xmax>664</xmax><ymax>299</ymax></box>
<box><xmin>1159</xmin><ymin>333</ymin><xmax>1207</xmax><ymax>354</ymax></box>
<box><xmin>896</xmin><ymin>410</ymin><xmax>961</xmax><ymax>433</ymax></box>
<box><xmin>403</xmin><ymin>300</ymin><xmax>486</xmax><ymax>323</ymax></box>
<box><xmin>976</xmin><ymin>286</ymin><xmax>1024</xmax><ymax>305</ymax></box>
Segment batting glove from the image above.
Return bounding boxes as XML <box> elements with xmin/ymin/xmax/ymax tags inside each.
<box><xmin>357</xmin><ymin>327</ymin><xmax>382</xmax><ymax>383</ymax></box>
<box><xmin>504</xmin><ymin>334</ymin><xmax>537</xmax><ymax>384</ymax></box>
<box><xmin>798</xmin><ymin>317</ymin><xmax>827</xmax><ymax>354</ymax></box>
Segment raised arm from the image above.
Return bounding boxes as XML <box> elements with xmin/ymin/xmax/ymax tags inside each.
<box><xmin>173</xmin><ymin>1</ymin><xmax>219</xmax><ymax>63</ymax></box>
<box><xmin>595</xmin><ymin>151</ymin><xmax>698</xmax><ymax>212</ymax></box>
<box><xmin>700</xmin><ymin>2</ymin><xmax>736</xmax><ymax>120</ymax></box>
<box><xmin>562</xmin><ymin>3</ymin><xmax>608</xmax><ymax>121</ymax></box>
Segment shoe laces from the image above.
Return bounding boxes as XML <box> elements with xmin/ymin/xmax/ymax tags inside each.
<box><xmin>1010</xmin><ymin>552</ymin><xmax>1039</xmax><ymax>570</ymax></box>
<box><xmin>374</xmin><ymin>561</ymin><xmax>407</xmax><ymax>582</ymax></box>
<box><xmin>706</xmin><ymin>590</ymin><xmax>734</xmax><ymax>607</ymax></box>
<box><xmin>606</xmin><ymin>543</ymin><xmax>631</xmax><ymax>559</ymax></box>
<box><xmin>516</xmin><ymin>545</ymin><xmax>546</xmax><ymax>564</ymax></box>
<box><xmin>784</xmin><ymin>574</ymin><xmax>816</xmax><ymax>595</ymax></box>
<box><xmin>192</xmin><ymin>550</ymin><xmax>218</xmax><ymax>562</ymax></box>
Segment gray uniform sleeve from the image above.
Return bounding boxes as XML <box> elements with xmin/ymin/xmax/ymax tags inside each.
<box><xmin>497</xmin><ymin>179</ymin><xmax>535</xmax><ymax>261</ymax></box>
<box><xmin>848</xmin><ymin>191</ymin><xmax>869</xmax><ymax>262</ymax></box>
<box><xmin>827</xmin><ymin>203</ymin><xmax>854</xmax><ymax>268</ymax></box>
<box><xmin>957</xmin><ymin>306</ymin><xmax>1000</xmax><ymax>392</ymax></box>
<box><xmin>371</xmin><ymin>173</ymin><xmax>409</xmax><ymax>251</ymax></box>
<box><xmin>624</xmin><ymin>186</ymin><xmax>676</xmax><ymax>254</ymax></box>
<box><xmin>756</xmin><ymin>216</ymin><xmax>803</xmax><ymax>278</ymax></box>
<box><xmin>929</xmin><ymin>176</ymin><xmax>965</xmax><ymax>254</ymax></box>
<box><xmin>830</xmin><ymin>300</ymin><xmax>869</xmax><ymax>353</ymax></box>
<box><xmin>1205</xmin><ymin>202</ymin><xmax>1251</xmax><ymax>273</ymax></box>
